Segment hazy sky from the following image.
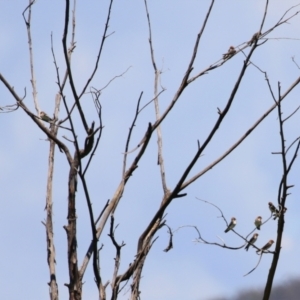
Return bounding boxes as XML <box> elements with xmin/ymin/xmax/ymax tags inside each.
<box><xmin>1</xmin><ymin>1</ymin><xmax>300</xmax><ymax>300</ymax></box>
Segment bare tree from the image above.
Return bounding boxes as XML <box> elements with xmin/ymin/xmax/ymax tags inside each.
<box><xmin>1</xmin><ymin>1</ymin><xmax>300</xmax><ymax>300</ymax></box>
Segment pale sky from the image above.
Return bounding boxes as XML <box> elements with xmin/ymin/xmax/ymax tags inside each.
<box><xmin>1</xmin><ymin>1</ymin><xmax>300</xmax><ymax>300</ymax></box>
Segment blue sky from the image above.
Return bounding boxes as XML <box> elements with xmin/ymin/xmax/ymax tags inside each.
<box><xmin>1</xmin><ymin>1</ymin><xmax>300</xmax><ymax>299</ymax></box>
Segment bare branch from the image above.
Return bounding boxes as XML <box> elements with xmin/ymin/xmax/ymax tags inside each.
<box><xmin>282</xmin><ymin>105</ymin><xmax>300</xmax><ymax>122</ymax></box>
<box><xmin>97</xmin><ymin>66</ymin><xmax>131</xmax><ymax>93</ymax></box>
<box><xmin>110</xmin><ymin>215</ymin><xmax>126</xmax><ymax>300</ymax></box>
<box><xmin>178</xmin><ymin>225</ymin><xmax>245</xmax><ymax>250</ymax></box>
<box><xmin>243</xmin><ymin>254</ymin><xmax>263</xmax><ymax>277</ymax></box>
<box><xmin>122</xmin><ymin>92</ymin><xmax>143</xmax><ymax>176</ymax></box>
<box><xmin>80</xmin><ymin>123</ymin><xmax>153</xmax><ymax>277</ymax></box>
<box><xmin>62</xmin><ymin>0</ymin><xmax>89</xmax><ymax>132</ymax></box>
<box><xmin>262</xmin><ymin>76</ymin><xmax>300</xmax><ymax>300</ymax></box>
<box><xmin>162</xmin><ymin>223</ymin><xmax>173</xmax><ymax>252</ymax></box>
<box><xmin>22</xmin><ymin>0</ymin><xmax>40</xmax><ymax>114</ymax></box>
<box><xmin>181</xmin><ymin>74</ymin><xmax>300</xmax><ymax>190</ymax></box>
<box><xmin>0</xmin><ymin>73</ymin><xmax>73</xmax><ymax>164</ymax></box>
<box><xmin>258</xmin><ymin>0</ymin><xmax>270</xmax><ymax>38</ymax></box>
<box><xmin>143</xmin><ymin>0</ymin><xmax>168</xmax><ymax>194</ymax></box>
<box><xmin>292</xmin><ymin>56</ymin><xmax>300</xmax><ymax>69</ymax></box>
<box><xmin>78</xmin><ymin>0</ymin><xmax>115</xmax><ymax>99</ymax></box>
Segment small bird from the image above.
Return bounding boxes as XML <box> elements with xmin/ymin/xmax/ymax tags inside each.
<box><xmin>256</xmin><ymin>240</ymin><xmax>274</xmax><ymax>254</ymax></box>
<box><xmin>40</xmin><ymin>111</ymin><xmax>53</xmax><ymax>123</ymax></box>
<box><xmin>268</xmin><ymin>202</ymin><xmax>277</xmax><ymax>214</ymax></box>
<box><xmin>224</xmin><ymin>217</ymin><xmax>236</xmax><ymax>233</ymax></box>
<box><xmin>223</xmin><ymin>46</ymin><xmax>236</xmax><ymax>59</ymax></box>
<box><xmin>254</xmin><ymin>216</ymin><xmax>262</xmax><ymax>230</ymax></box>
<box><xmin>248</xmin><ymin>31</ymin><xmax>261</xmax><ymax>46</ymax></box>
<box><xmin>245</xmin><ymin>233</ymin><xmax>259</xmax><ymax>251</ymax></box>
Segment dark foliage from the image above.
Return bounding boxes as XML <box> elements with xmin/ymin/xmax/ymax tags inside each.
<box><xmin>208</xmin><ymin>277</ymin><xmax>300</xmax><ymax>300</ymax></box>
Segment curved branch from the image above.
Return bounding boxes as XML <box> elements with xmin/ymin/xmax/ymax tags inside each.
<box><xmin>0</xmin><ymin>73</ymin><xmax>73</xmax><ymax>165</ymax></box>
<box><xmin>62</xmin><ymin>0</ymin><xmax>88</xmax><ymax>132</ymax></box>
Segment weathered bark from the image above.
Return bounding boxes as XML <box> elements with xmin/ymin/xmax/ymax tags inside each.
<box><xmin>45</xmin><ymin>125</ymin><xmax>59</xmax><ymax>300</ymax></box>
<box><xmin>64</xmin><ymin>153</ymin><xmax>81</xmax><ymax>300</ymax></box>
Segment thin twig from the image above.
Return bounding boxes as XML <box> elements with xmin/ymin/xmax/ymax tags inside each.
<box><xmin>243</xmin><ymin>254</ymin><xmax>263</xmax><ymax>276</ymax></box>
<box><xmin>78</xmin><ymin>0</ymin><xmax>115</xmax><ymax>99</ymax></box>
<box><xmin>144</xmin><ymin>0</ymin><xmax>168</xmax><ymax>194</ymax></box>
<box><xmin>22</xmin><ymin>0</ymin><xmax>40</xmax><ymax>114</ymax></box>
<box><xmin>122</xmin><ymin>92</ymin><xmax>143</xmax><ymax>176</ymax></box>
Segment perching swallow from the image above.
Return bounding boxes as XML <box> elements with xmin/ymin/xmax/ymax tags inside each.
<box><xmin>254</xmin><ymin>216</ymin><xmax>262</xmax><ymax>230</ymax></box>
<box><xmin>224</xmin><ymin>217</ymin><xmax>236</xmax><ymax>233</ymax></box>
<box><xmin>223</xmin><ymin>46</ymin><xmax>236</xmax><ymax>59</ymax></box>
<box><xmin>256</xmin><ymin>239</ymin><xmax>274</xmax><ymax>254</ymax></box>
<box><xmin>268</xmin><ymin>202</ymin><xmax>277</xmax><ymax>214</ymax></box>
<box><xmin>248</xmin><ymin>32</ymin><xmax>261</xmax><ymax>46</ymax></box>
<box><xmin>245</xmin><ymin>233</ymin><xmax>259</xmax><ymax>251</ymax></box>
<box><xmin>269</xmin><ymin>202</ymin><xmax>281</xmax><ymax>219</ymax></box>
<box><xmin>40</xmin><ymin>111</ymin><xmax>53</xmax><ymax>123</ymax></box>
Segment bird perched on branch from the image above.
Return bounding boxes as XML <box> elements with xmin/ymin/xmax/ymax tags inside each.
<box><xmin>223</xmin><ymin>46</ymin><xmax>236</xmax><ymax>59</ymax></box>
<box><xmin>269</xmin><ymin>202</ymin><xmax>287</xmax><ymax>220</ymax></box>
<box><xmin>224</xmin><ymin>217</ymin><xmax>236</xmax><ymax>233</ymax></box>
<box><xmin>248</xmin><ymin>31</ymin><xmax>261</xmax><ymax>46</ymax></box>
<box><xmin>256</xmin><ymin>239</ymin><xmax>274</xmax><ymax>254</ymax></box>
<box><xmin>254</xmin><ymin>216</ymin><xmax>262</xmax><ymax>230</ymax></box>
<box><xmin>245</xmin><ymin>233</ymin><xmax>258</xmax><ymax>251</ymax></box>
<box><xmin>268</xmin><ymin>202</ymin><xmax>277</xmax><ymax>214</ymax></box>
<box><xmin>40</xmin><ymin>111</ymin><xmax>53</xmax><ymax>123</ymax></box>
